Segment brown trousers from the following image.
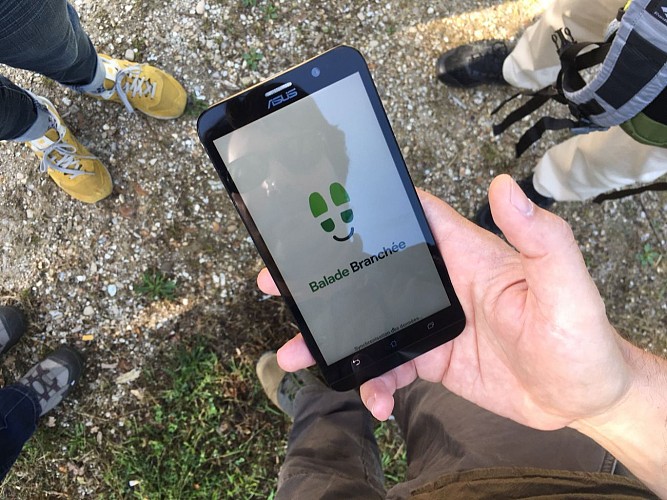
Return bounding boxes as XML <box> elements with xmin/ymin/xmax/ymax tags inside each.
<box><xmin>276</xmin><ymin>380</ymin><xmax>628</xmax><ymax>499</ymax></box>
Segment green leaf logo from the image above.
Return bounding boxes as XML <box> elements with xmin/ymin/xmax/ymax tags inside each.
<box><xmin>309</xmin><ymin>183</ymin><xmax>354</xmax><ymax>241</ymax></box>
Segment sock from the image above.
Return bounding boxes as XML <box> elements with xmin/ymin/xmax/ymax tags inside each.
<box><xmin>10</xmin><ymin>95</ymin><xmax>57</xmax><ymax>142</ymax></box>
<box><xmin>70</xmin><ymin>56</ymin><xmax>107</xmax><ymax>95</ymax></box>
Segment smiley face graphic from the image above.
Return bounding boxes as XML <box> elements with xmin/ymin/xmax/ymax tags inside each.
<box><xmin>309</xmin><ymin>182</ymin><xmax>354</xmax><ymax>242</ymax></box>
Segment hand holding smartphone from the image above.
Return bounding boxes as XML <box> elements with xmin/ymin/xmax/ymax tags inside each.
<box><xmin>197</xmin><ymin>46</ymin><xmax>465</xmax><ymax>390</ymax></box>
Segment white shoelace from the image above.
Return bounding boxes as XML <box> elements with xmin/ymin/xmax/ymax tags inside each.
<box><xmin>114</xmin><ymin>66</ymin><xmax>157</xmax><ymax>113</ymax></box>
<box><xmin>37</xmin><ymin>139</ymin><xmax>95</xmax><ymax>178</ymax></box>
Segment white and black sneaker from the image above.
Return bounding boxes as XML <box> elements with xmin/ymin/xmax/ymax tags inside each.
<box><xmin>0</xmin><ymin>306</ymin><xmax>27</xmax><ymax>357</ymax></box>
<box><xmin>17</xmin><ymin>346</ymin><xmax>84</xmax><ymax>416</ymax></box>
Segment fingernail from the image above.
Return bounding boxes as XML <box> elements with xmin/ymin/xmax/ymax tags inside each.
<box><xmin>367</xmin><ymin>396</ymin><xmax>376</xmax><ymax>414</ymax></box>
<box><xmin>510</xmin><ymin>180</ymin><xmax>534</xmax><ymax>217</ymax></box>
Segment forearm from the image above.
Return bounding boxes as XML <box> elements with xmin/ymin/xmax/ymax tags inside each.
<box><xmin>570</xmin><ymin>339</ymin><xmax>667</xmax><ymax>497</ymax></box>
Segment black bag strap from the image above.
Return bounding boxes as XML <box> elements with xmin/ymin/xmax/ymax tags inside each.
<box><xmin>593</xmin><ymin>181</ymin><xmax>667</xmax><ymax>203</ymax></box>
<box><xmin>514</xmin><ymin>117</ymin><xmax>580</xmax><ymax>156</ymax></box>
<box><xmin>491</xmin><ymin>28</ymin><xmax>613</xmax><ymax>157</ymax></box>
<box><xmin>492</xmin><ymin>91</ymin><xmax>556</xmax><ymax>136</ymax></box>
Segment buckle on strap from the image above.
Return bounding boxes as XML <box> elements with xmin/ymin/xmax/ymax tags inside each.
<box><xmin>551</xmin><ymin>27</ymin><xmax>576</xmax><ymax>55</ymax></box>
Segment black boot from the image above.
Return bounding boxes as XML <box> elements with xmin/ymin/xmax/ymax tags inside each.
<box><xmin>436</xmin><ymin>40</ymin><xmax>512</xmax><ymax>88</ymax></box>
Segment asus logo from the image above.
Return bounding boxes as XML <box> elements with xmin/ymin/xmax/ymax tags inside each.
<box><xmin>267</xmin><ymin>88</ymin><xmax>298</xmax><ymax>109</ymax></box>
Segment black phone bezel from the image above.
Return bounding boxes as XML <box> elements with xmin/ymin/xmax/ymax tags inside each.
<box><xmin>197</xmin><ymin>45</ymin><xmax>466</xmax><ymax>391</ymax></box>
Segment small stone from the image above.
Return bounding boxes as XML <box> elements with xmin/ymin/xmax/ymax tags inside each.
<box><xmin>108</xmin><ymin>284</ymin><xmax>117</xmax><ymax>297</ymax></box>
<box><xmin>61</xmin><ymin>97</ymin><xmax>72</xmax><ymax>107</ymax></box>
<box><xmin>196</xmin><ymin>0</ymin><xmax>205</xmax><ymax>15</ymax></box>
<box><xmin>124</xmin><ymin>48</ymin><xmax>135</xmax><ymax>61</ymax></box>
<box><xmin>83</xmin><ymin>306</ymin><xmax>94</xmax><ymax>316</ymax></box>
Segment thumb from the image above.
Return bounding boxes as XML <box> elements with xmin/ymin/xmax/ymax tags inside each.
<box><xmin>488</xmin><ymin>175</ymin><xmax>599</xmax><ymax>304</ymax></box>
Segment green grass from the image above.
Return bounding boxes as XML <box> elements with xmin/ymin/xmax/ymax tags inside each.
<box><xmin>135</xmin><ymin>270</ymin><xmax>177</xmax><ymax>301</ymax></box>
<box><xmin>374</xmin><ymin>419</ymin><xmax>407</xmax><ymax>487</ymax></box>
<box><xmin>103</xmin><ymin>343</ymin><xmax>286</xmax><ymax>498</ymax></box>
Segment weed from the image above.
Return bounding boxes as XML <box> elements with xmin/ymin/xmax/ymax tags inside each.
<box><xmin>184</xmin><ymin>93</ymin><xmax>209</xmax><ymax>118</ymax></box>
<box><xmin>637</xmin><ymin>243</ymin><xmax>661</xmax><ymax>268</ymax></box>
<box><xmin>242</xmin><ymin>49</ymin><xmax>263</xmax><ymax>71</ymax></box>
<box><xmin>132</xmin><ymin>36</ymin><xmax>148</xmax><ymax>60</ymax></box>
<box><xmin>135</xmin><ymin>270</ymin><xmax>177</xmax><ymax>300</ymax></box>
<box><xmin>262</xmin><ymin>2</ymin><xmax>278</xmax><ymax>20</ymax></box>
<box><xmin>241</xmin><ymin>0</ymin><xmax>257</xmax><ymax>6</ymax></box>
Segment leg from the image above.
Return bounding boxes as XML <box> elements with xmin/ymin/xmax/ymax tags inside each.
<box><xmin>0</xmin><ymin>76</ymin><xmax>54</xmax><ymax>142</ymax></box>
<box><xmin>256</xmin><ymin>353</ymin><xmax>385</xmax><ymax>498</ymax></box>
<box><xmin>277</xmin><ymin>385</ymin><xmax>385</xmax><ymax>499</ymax></box>
<box><xmin>0</xmin><ymin>1</ymin><xmax>185</xmax><ymax>118</ymax></box>
<box><xmin>0</xmin><ymin>0</ymin><xmax>99</xmax><ymax>86</ymax></box>
<box><xmin>533</xmin><ymin>126</ymin><xmax>667</xmax><ymax>201</ymax></box>
<box><xmin>0</xmin><ymin>385</ymin><xmax>40</xmax><ymax>481</ymax></box>
<box><xmin>0</xmin><ymin>345</ymin><xmax>83</xmax><ymax>481</ymax></box>
<box><xmin>386</xmin><ymin>381</ymin><xmax>612</xmax><ymax>499</ymax></box>
<box><xmin>0</xmin><ymin>80</ymin><xmax>113</xmax><ymax>203</ymax></box>
<box><xmin>503</xmin><ymin>0</ymin><xmax>625</xmax><ymax>90</ymax></box>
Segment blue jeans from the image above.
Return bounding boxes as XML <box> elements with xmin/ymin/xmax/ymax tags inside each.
<box><xmin>0</xmin><ymin>0</ymin><xmax>98</xmax><ymax>140</ymax></box>
<box><xmin>0</xmin><ymin>384</ymin><xmax>40</xmax><ymax>481</ymax></box>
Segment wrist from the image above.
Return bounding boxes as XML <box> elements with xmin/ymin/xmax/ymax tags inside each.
<box><xmin>569</xmin><ymin>340</ymin><xmax>667</xmax><ymax>491</ymax></box>
<box><xmin>569</xmin><ymin>338</ymin><xmax>640</xmax><ymax>431</ymax></box>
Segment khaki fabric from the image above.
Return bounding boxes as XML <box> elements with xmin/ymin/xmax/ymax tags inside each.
<box><xmin>503</xmin><ymin>0</ymin><xmax>667</xmax><ymax>201</ymax></box>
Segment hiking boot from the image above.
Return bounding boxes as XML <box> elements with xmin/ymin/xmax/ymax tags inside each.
<box><xmin>436</xmin><ymin>40</ymin><xmax>511</xmax><ymax>88</ymax></box>
<box><xmin>85</xmin><ymin>55</ymin><xmax>187</xmax><ymax>119</ymax></box>
<box><xmin>0</xmin><ymin>306</ymin><xmax>27</xmax><ymax>357</ymax></box>
<box><xmin>26</xmin><ymin>96</ymin><xmax>112</xmax><ymax>204</ymax></box>
<box><xmin>256</xmin><ymin>351</ymin><xmax>324</xmax><ymax>418</ymax></box>
<box><xmin>17</xmin><ymin>346</ymin><xmax>84</xmax><ymax>417</ymax></box>
<box><xmin>475</xmin><ymin>174</ymin><xmax>555</xmax><ymax>235</ymax></box>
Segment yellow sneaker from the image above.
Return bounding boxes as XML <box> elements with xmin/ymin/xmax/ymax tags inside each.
<box><xmin>88</xmin><ymin>55</ymin><xmax>187</xmax><ymax>119</ymax></box>
<box><xmin>27</xmin><ymin>97</ymin><xmax>112</xmax><ymax>204</ymax></box>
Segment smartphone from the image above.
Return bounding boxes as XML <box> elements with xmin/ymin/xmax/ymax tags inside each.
<box><xmin>198</xmin><ymin>46</ymin><xmax>465</xmax><ymax>391</ymax></box>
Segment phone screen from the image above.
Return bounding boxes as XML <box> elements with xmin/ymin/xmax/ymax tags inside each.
<box><xmin>212</xmin><ymin>72</ymin><xmax>452</xmax><ymax>365</ymax></box>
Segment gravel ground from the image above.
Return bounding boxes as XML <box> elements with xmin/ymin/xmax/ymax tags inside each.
<box><xmin>0</xmin><ymin>0</ymin><xmax>665</xmax><ymax>496</ymax></box>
